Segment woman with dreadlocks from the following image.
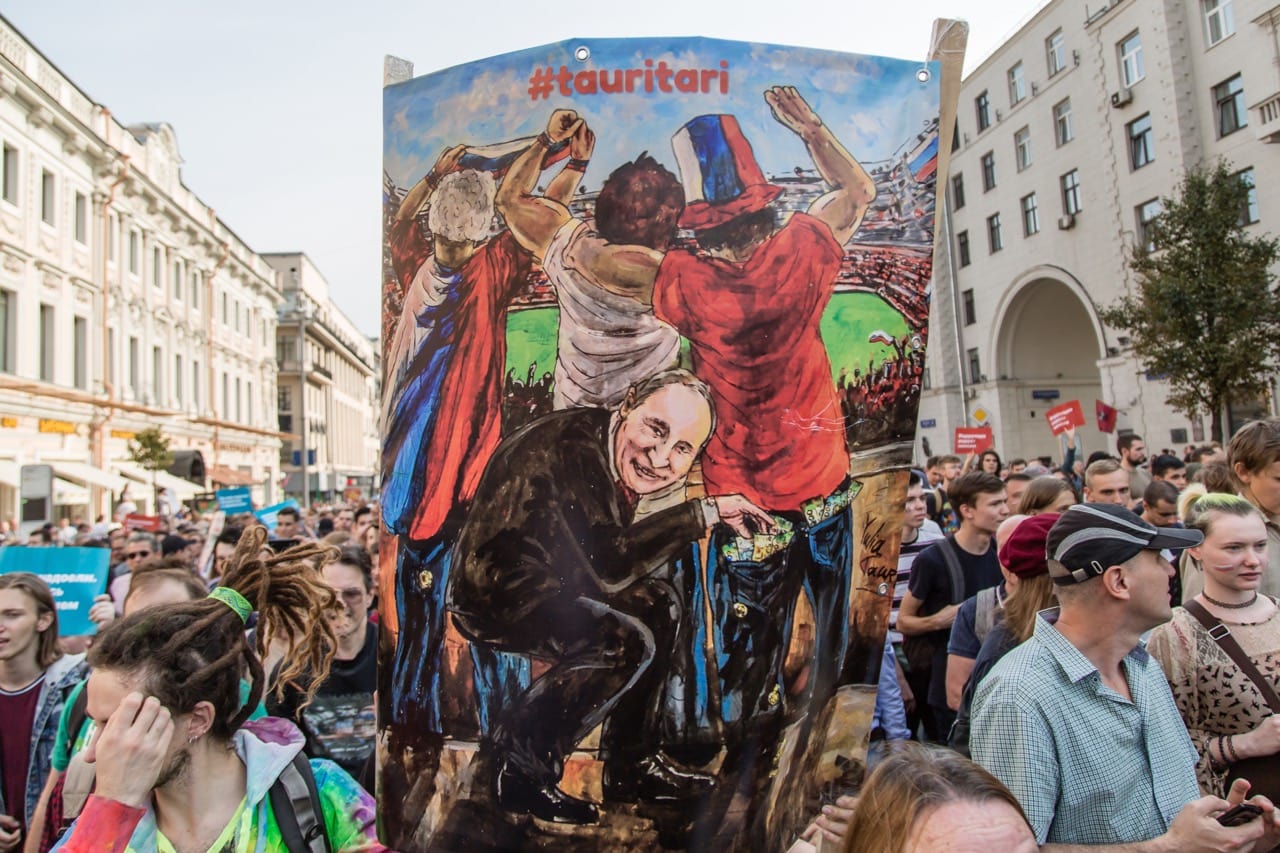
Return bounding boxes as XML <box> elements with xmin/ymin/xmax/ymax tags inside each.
<box><xmin>50</xmin><ymin>526</ymin><xmax>387</xmax><ymax>852</ymax></box>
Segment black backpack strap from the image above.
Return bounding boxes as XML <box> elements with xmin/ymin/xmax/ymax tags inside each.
<box><xmin>269</xmin><ymin>753</ymin><xmax>331</xmax><ymax>853</ymax></box>
<box><xmin>937</xmin><ymin>535</ymin><xmax>967</xmax><ymax>605</ymax></box>
<box><xmin>66</xmin><ymin>682</ymin><xmax>89</xmax><ymax>748</ymax></box>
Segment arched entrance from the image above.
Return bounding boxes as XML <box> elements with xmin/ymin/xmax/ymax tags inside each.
<box><xmin>991</xmin><ymin>271</ymin><xmax>1106</xmax><ymax>462</ymax></box>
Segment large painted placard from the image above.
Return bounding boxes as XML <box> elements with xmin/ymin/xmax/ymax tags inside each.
<box><xmin>380</xmin><ymin>36</ymin><xmax>943</xmax><ymax>850</ymax></box>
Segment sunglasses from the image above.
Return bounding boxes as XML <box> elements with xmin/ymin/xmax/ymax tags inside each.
<box><xmin>126</xmin><ymin>551</ymin><xmax>151</xmax><ymax>560</ymax></box>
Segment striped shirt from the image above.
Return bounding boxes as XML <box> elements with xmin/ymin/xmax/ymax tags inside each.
<box><xmin>889</xmin><ymin>523</ymin><xmax>943</xmax><ymax>644</ymax></box>
<box><xmin>971</xmin><ymin>609</ymin><xmax>1200</xmax><ymax>845</ymax></box>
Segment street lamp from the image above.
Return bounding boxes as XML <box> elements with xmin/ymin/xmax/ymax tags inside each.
<box><xmin>291</xmin><ymin>272</ymin><xmax>314</xmax><ymax>512</ymax></box>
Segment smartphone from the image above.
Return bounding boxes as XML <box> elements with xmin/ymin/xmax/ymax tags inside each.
<box><xmin>1218</xmin><ymin>803</ymin><xmax>1263</xmax><ymax>827</ymax></box>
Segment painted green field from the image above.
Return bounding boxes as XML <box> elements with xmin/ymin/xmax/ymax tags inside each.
<box><xmin>505</xmin><ymin>292</ymin><xmax>910</xmax><ymax>385</ymax></box>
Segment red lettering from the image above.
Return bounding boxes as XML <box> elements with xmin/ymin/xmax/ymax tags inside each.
<box><xmin>656</xmin><ymin>60</ymin><xmax>674</xmax><ymax>93</ymax></box>
<box><xmin>555</xmin><ymin>65</ymin><xmax>573</xmax><ymax>96</ymax></box>
<box><xmin>719</xmin><ymin>60</ymin><xmax>729</xmax><ymax>94</ymax></box>
<box><xmin>626</xmin><ymin>68</ymin><xmax>643</xmax><ymax>92</ymax></box>
<box><xmin>574</xmin><ymin>70</ymin><xmax>597</xmax><ymax>95</ymax></box>
<box><xmin>600</xmin><ymin>69</ymin><xmax>624</xmax><ymax>93</ymax></box>
<box><xmin>683</xmin><ymin>70</ymin><xmax>702</xmax><ymax>94</ymax></box>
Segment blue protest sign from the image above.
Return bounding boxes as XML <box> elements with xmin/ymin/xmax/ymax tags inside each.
<box><xmin>216</xmin><ymin>486</ymin><xmax>253</xmax><ymax>513</ymax></box>
<box><xmin>0</xmin><ymin>547</ymin><xmax>111</xmax><ymax>635</ymax></box>
<box><xmin>253</xmin><ymin>499</ymin><xmax>300</xmax><ymax>531</ymax></box>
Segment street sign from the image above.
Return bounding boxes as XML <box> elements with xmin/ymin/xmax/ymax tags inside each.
<box><xmin>920</xmin><ymin>418</ymin><xmax>937</xmax><ymax>429</ymax></box>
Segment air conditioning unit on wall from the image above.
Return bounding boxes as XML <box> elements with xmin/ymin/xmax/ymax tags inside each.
<box><xmin>1111</xmin><ymin>87</ymin><xmax>1133</xmax><ymax>108</ymax></box>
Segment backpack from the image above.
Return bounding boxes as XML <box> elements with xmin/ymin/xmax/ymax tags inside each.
<box><xmin>61</xmin><ymin>690</ymin><xmax>332</xmax><ymax>853</ymax></box>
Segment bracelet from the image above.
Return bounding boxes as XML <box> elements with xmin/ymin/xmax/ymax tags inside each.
<box><xmin>536</xmin><ymin>131</ymin><xmax>554</xmax><ymax>148</ymax></box>
<box><xmin>565</xmin><ymin>158</ymin><xmax>589</xmax><ymax>173</ymax></box>
<box><xmin>1227</xmin><ymin>734</ymin><xmax>1241</xmax><ymax>763</ymax></box>
<box><xmin>1215</xmin><ymin>734</ymin><xmax>1230</xmax><ymax>767</ymax></box>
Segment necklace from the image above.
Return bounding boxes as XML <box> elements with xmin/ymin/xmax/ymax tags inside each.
<box><xmin>1202</xmin><ymin>591</ymin><xmax>1259</xmax><ymax>609</ymax></box>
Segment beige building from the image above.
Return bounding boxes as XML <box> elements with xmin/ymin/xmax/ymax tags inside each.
<box><xmin>921</xmin><ymin>0</ymin><xmax>1280</xmax><ymax>463</ymax></box>
<box><xmin>0</xmin><ymin>14</ymin><xmax>285</xmax><ymax>524</ymax></box>
<box><xmin>264</xmin><ymin>253</ymin><xmax>378</xmax><ymax>505</ymax></box>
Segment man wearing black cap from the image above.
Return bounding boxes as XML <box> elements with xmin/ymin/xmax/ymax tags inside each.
<box><xmin>970</xmin><ymin>503</ymin><xmax>1280</xmax><ymax>849</ymax></box>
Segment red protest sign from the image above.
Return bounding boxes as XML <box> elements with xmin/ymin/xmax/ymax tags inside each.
<box><xmin>954</xmin><ymin>426</ymin><xmax>994</xmax><ymax>454</ymax></box>
<box><xmin>1045</xmin><ymin>400</ymin><xmax>1086</xmax><ymax>435</ymax></box>
<box><xmin>124</xmin><ymin>513</ymin><xmax>163</xmax><ymax>532</ymax></box>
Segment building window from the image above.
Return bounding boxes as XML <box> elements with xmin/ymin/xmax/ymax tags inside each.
<box><xmin>0</xmin><ymin>291</ymin><xmax>13</xmax><ymax>374</ymax></box>
<box><xmin>279</xmin><ymin>386</ymin><xmax>292</xmax><ymax>412</ymax></box>
<box><xmin>1061</xmin><ymin>170</ymin><xmax>1082</xmax><ymax>215</ymax></box>
<box><xmin>247</xmin><ymin>381</ymin><xmax>253</xmax><ymax>424</ymax></box>
<box><xmin>1204</xmin><ymin>0</ymin><xmax>1235</xmax><ymax>45</ymax></box>
<box><xmin>1</xmin><ymin>144</ymin><xmax>16</xmax><ymax>205</ymax></box>
<box><xmin>39</xmin><ymin>304</ymin><xmax>53</xmax><ymax>382</ymax></box>
<box><xmin>1119</xmin><ymin>32</ymin><xmax>1144</xmax><ymax>87</ymax></box>
<box><xmin>1053</xmin><ymin>99</ymin><xmax>1074</xmax><ymax>147</ymax></box>
<box><xmin>190</xmin><ymin>271</ymin><xmax>200</xmax><ymax>309</ymax></box>
<box><xmin>175</xmin><ymin>354</ymin><xmax>183</xmax><ymax>404</ymax></box>
<box><xmin>981</xmin><ymin>151</ymin><xmax>996</xmax><ymax>191</ymax></box>
<box><xmin>235</xmin><ymin>377</ymin><xmax>242</xmax><ymax>422</ymax></box>
<box><xmin>222</xmin><ymin>373</ymin><xmax>229</xmax><ymax>418</ymax></box>
<box><xmin>987</xmin><ymin>213</ymin><xmax>1003</xmax><ymax>253</ymax></box>
<box><xmin>1128</xmin><ymin>114</ymin><xmax>1155</xmax><ymax>170</ymax></box>
<box><xmin>193</xmin><ymin>360</ymin><xmax>201</xmax><ymax>409</ymax></box>
<box><xmin>172</xmin><ymin>260</ymin><xmax>183</xmax><ymax>300</ymax></box>
<box><xmin>1214</xmin><ymin>75</ymin><xmax>1247</xmax><ymax>137</ymax></box>
<box><xmin>967</xmin><ymin>347</ymin><xmax>982</xmax><ymax>384</ymax></box>
<box><xmin>107</xmin><ymin>328</ymin><xmax>115</xmax><ymax>387</ymax></box>
<box><xmin>951</xmin><ymin>173</ymin><xmax>965</xmax><ymax>210</ymax></box>
<box><xmin>73</xmin><ymin>192</ymin><xmax>87</xmax><ymax>244</ymax></box>
<box><xmin>976</xmin><ymin>90</ymin><xmax>991</xmax><ymax>131</ymax></box>
<box><xmin>1008</xmin><ymin>62</ymin><xmax>1027</xmax><ymax>106</ymax></box>
<box><xmin>1136</xmin><ymin>199</ymin><xmax>1162</xmax><ymax>251</ymax></box>
<box><xmin>107</xmin><ymin>213</ymin><xmax>117</xmax><ymax>262</ymax></box>
<box><xmin>1022</xmin><ymin>193</ymin><xmax>1040</xmax><ymax>236</ymax></box>
<box><xmin>1047</xmin><ymin>29</ymin><xmax>1067</xmax><ymax>76</ymax></box>
<box><xmin>1014</xmin><ymin>127</ymin><xmax>1032</xmax><ymax>171</ymax></box>
<box><xmin>234</xmin><ymin>300</ymin><xmax>241</xmax><ymax>334</ymax></box>
<box><xmin>128</xmin><ymin>337</ymin><xmax>139</xmax><ymax>395</ymax></box>
<box><xmin>128</xmin><ymin>231</ymin><xmax>140</xmax><ymax>275</ymax></box>
<box><xmin>1237</xmin><ymin>168</ymin><xmax>1259</xmax><ymax>225</ymax></box>
<box><xmin>152</xmin><ymin>247</ymin><xmax>162</xmax><ymax>289</ymax></box>
<box><xmin>73</xmin><ymin>316</ymin><xmax>87</xmax><ymax>390</ymax></box>
<box><xmin>221</xmin><ymin>292</ymin><xmax>228</xmax><ymax>325</ymax></box>
<box><xmin>957</xmin><ymin>230</ymin><xmax>971</xmax><ymax>267</ymax></box>
<box><xmin>962</xmin><ymin>289</ymin><xmax>976</xmax><ymax>325</ymax></box>
<box><xmin>152</xmin><ymin>346</ymin><xmax>163</xmax><ymax>403</ymax></box>
<box><xmin>40</xmin><ymin>170</ymin><xmax>54</xmax><ymax>226</ymax></box>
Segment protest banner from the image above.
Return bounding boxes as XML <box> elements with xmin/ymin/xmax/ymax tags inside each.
<box><xmin>1096</xmin><ymin>399</ymin><xmax>1119</xmax><ymax>433</ymax></box>
<box><xmin>215</xmin><ymin>486</ymin><xmax>253</xmax><ymax>513</ymax></box>
<box><xmin>253</xmin><ymin>499</ymin><xmax>300</xmax><ymax>532</ymax></box>
<box><xmin>123</xmin><ymin>513</ymin><xmax>162</xmax><ymax>532</ymax></box>
<box><xmin>1045</xmin><ymin>400</ymin><xmax>1086</xmax><ymax>435</ymax></box>
<box><xmin>954</xmin><ymin>426</ymin><xmax>994</xmax><ymax>454</ymax></box>
<box><xmin>379</xmin><ymin>23</ymin><xmax>962</xmax><ymax>850</ymax></box>
<box><xmin>0</xmin><ymin>547</ymin><xmax>110</xmax><ymax>635</ymax></box>
<box><xmin>196</xmin><ymin>510</ymin><xmax>226</xmax><ymax>580</ymax></box>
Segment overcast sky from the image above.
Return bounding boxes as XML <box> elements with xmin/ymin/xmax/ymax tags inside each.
<box><xmin>3</xmin><ymin>0</ymin><xmax>1045</xmax><ymax>338</ymax></box>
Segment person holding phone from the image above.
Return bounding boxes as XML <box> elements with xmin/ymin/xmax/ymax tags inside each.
<box><xmin>971</xmin><ymin>504</ymin><xmax>1280</xmax><ymax>849</ymax></box>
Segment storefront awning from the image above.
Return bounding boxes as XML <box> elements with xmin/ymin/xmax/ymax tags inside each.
<box><xmin>54</xmin><ymin>478</ymin><xmax>89</xmax><ymax>505</ymax></box>
<box><xmin>209</xmin><ymin>464</ymin><xmax>258</xmax><ymax>487</ymax></box>
<box><xmin>113</xmin><ymin>462</ymin><xmax>199</xmax><ymax>501</ymax></box>
<box><xmin>49</xmin><ymin>461</ymin><xmax>129</xmax><ymax>493</ymax></box>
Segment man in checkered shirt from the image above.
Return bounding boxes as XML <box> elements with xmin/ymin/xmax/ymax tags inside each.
<box><xmin>971</xmin><ymin>503</ymin><xmax>1280</xmax><ymax>849</ymax></box>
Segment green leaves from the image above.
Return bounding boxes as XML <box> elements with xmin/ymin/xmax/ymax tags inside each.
<box><xmin>1100</xmin><ymin>160</ymin><xmax>1280</xmax><ymax>441</ymax></box>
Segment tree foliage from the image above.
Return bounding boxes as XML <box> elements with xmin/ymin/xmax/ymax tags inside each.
<box><xmin>127</xmin><ymin>426</ymin><xmax>173</xmax><ymax>472</ymax></box>
<box><xmin>1099</xmin><ymin>161</ymin><xmax>1280</xmax><ymax>442</ymax></box>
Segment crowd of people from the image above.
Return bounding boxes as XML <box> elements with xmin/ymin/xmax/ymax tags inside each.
<box><xmin>792</xmin><ymin>418</ymin><xmax>1280</xmax><ymax>851</ymax></box>
<box><xmin>0</xmin><ymin>498</ymin><xmax>386</xmax><ymax>851</ymax></box>
<box><xmin>10</xmin><ymin>414</ymin><xmax>1280</xmax><ymax>852</ymax></box>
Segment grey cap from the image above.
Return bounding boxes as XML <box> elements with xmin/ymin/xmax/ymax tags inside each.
<box><xmin>1045</xmin><ymin>502</ymin><xmax>1203</xmax><ymax>584</ymax></box>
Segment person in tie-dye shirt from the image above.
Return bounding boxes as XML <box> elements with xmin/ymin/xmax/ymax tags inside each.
<box><xmin>50</xmin><ymin>527</ymin><xmax>387</xmax><ymax>852</ymax></box>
